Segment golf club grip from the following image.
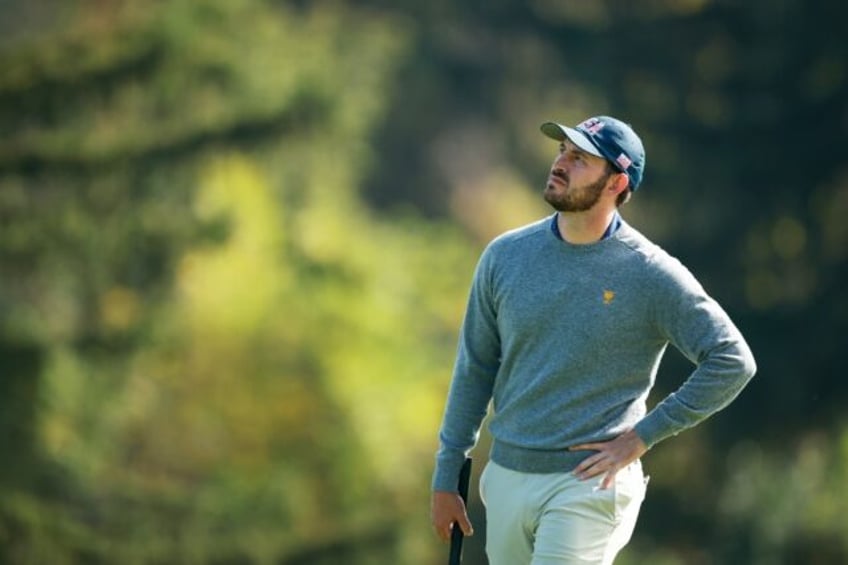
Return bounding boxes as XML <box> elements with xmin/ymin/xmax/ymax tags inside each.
<box><xmin>448</xmin><ymin>457</ymin><xmax>472</xmax><ymax>565</ymax></box>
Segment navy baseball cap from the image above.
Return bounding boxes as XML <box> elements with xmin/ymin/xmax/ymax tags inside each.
<box><xmin>540</xmin><ymin>116</ymin><xmax>646</xmax><ymax>191</ymax></box>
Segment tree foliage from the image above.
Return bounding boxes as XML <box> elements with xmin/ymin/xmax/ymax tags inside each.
<box><xmin>0</xmin><ymin>0</ymin><xmax>846</xmax><ymax>563</ymax></box>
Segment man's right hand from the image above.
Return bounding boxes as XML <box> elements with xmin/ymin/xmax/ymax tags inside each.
<box><xmin>431</xmin><ymin>490</ymin><xmax>474</xmax><ymax>542</ymax></box>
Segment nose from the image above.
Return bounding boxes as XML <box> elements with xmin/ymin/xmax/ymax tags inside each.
<box><xmin>553</xmin><ymin>151</ymin><xmax>572</xmax><ymax>171</ymax></box>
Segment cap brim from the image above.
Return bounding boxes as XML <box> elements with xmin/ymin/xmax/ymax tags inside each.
<box><xmin>540</xmin><ymin>122</ymin><xmax>603</xmax><ymax>158</ymax></box>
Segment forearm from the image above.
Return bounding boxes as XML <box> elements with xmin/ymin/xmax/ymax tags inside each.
<box><xmin>635</xmin><ymin>337</ymin><xmax>756</xmax><ymax>447</ymax></box>
<box><xmin>433</xmin><ymin>248</ymin><xmax>499</xmax><ymax>491</ymax></box>
<box><xmin>432</xmin><ymin>364</ymin><xmax>493</xmax><ymax>491</ymax></box>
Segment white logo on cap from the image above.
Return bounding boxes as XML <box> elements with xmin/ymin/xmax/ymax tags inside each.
<box><xmin>616</xmin><ymin>153</ymin><xmax>632</xmax><ymax>169</ymax></box>
<box><xmin>581</xmin><ymin>118</ymin><xmax>605</xmax><ymax>134</ymax></box>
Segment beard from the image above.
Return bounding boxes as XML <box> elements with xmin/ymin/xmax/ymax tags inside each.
<box><xmin>544</xmin><ymin>170</ymin><xmax>611</xmax><ymax>212</ymax></box>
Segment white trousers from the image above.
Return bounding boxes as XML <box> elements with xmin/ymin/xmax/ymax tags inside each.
<box><xmin>479</xmin><ymin>460</ymin><xmax>648</xmax><ymax>565</ymax></box>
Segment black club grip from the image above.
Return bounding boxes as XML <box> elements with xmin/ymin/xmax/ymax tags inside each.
<box><xmin>448</xmin><ymin>457</ymin><xmax>472</xmax><ymax>565</ymax></box>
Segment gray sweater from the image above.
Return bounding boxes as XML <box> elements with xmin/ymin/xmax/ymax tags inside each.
<box><xmin>433</xmin><ymin>215</ymin><xmax>756</xmax><ymax>492</ymax></box>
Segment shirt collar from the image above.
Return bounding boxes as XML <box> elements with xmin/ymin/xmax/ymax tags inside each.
<box><xmin>550</xmin><ymin>211</ymin><xmax>622</xmax><ymax>241</ymax></box>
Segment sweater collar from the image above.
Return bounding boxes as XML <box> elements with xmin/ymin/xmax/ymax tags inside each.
<box><xmin>549</xmin><ymin>211</ymin><xmax>622</xmax><ymax>242</ymax></box>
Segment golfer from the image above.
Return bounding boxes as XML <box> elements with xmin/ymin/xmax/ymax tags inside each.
<box><xmin>430</xmin><ymin>115</ymin><xmax>756</xmax><ymax>564</ymax></box>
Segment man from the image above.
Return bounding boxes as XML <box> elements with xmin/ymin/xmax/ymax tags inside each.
<box><xmin>430</xmin><ymin>115</ymin><xmax>757</xmax><ymax>564</ymax></box>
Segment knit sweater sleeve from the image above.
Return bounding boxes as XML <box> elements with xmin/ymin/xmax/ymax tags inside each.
<box><xmin>432</xmin><ymin>247</ymin><xmax>500</xmax><ymax>492</ymax></box>
<box><xmin>633</xmin><ymin>255</ymin><xmax>757</xmax><ymax>448</ymax></box>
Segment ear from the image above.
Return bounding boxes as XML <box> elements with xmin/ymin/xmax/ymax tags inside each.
<box><xmin>608</xmin><ymin>172</ymin><xmax>629</xmax><ymax>196</ymax></box>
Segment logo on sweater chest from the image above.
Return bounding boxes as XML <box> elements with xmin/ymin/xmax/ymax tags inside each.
<box><xmin>602</xmin><ymin>289</ymin><xmax>616</xmax><ymax>305</ymax></box>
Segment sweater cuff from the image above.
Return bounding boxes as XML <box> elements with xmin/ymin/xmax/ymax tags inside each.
<box><xmin>432</xmin><ymin>450</ymin><xmax>466</xmax><ymax>492</ymax></box>
<box><xmin>634</xmin><ymin>414</ymin><xmax>677</xmax><ymax>449</ymax></box>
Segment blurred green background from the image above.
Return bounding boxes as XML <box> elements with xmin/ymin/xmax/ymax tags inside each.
<box><xmin>0</xmin><ymin>0</ymin><xmax>845</xmax><ymax>563</ymax></box>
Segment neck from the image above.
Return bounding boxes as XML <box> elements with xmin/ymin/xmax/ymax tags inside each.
<box><xmin>556</xmin><ymin>207</ymin><xmax>617</xmax><ymax>244</ymax></box>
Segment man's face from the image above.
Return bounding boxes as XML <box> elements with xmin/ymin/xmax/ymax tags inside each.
<box><xmin>544</xmin><ymin>140</ymin><xmax>613</xmax><ymax>212</ymax></box>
